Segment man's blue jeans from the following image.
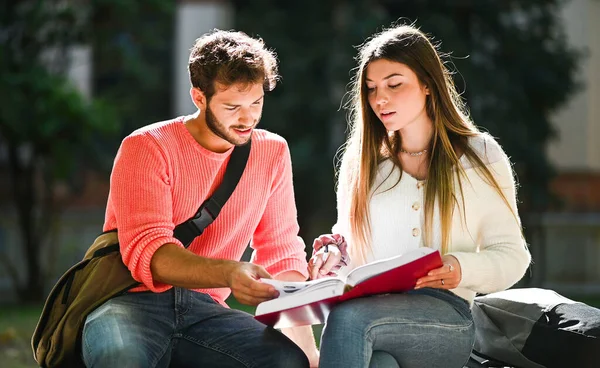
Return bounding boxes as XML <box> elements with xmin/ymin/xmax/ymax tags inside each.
<box><xmin>319</xmin><ymin>288</ymin><xmax>475</xmax><ymax>368</ymax></box>
<box><xmin>81</xmin><ymin>288</ymin><xmax>308</xmax><ymax>368</ymax></box>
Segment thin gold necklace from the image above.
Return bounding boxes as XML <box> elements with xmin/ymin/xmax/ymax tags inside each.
<box><xmin>400</xmin><ymin>148</ymin><xmax>428</xmax><ymax>157</ymax></box>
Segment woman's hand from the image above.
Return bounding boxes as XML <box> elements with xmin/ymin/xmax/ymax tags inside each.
<box><xmin>308</xmin><ymin>234</ymin><xmax>349</xmax><ymax>280</ymax></box>
<box><xmin>415</xmin><ymin>255</ymin><xmax>462</xmax><ymax>289</ymax></box>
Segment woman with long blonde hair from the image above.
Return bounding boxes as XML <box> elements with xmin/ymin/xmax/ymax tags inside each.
<box><xmin>309</xmin><ymin>23</ymin><xmax>531</xmax><ymax>368</ymax></box>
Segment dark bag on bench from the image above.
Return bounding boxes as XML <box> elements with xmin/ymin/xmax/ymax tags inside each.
<box><xmin>471</xmin><ymin>288</ymin><xmax>600</xmax><ymax>368</ymax></box>
<box><xmin>31</xmin><ymin>143</ymin><xmax>251</xmax><ymax>368</ymax></box>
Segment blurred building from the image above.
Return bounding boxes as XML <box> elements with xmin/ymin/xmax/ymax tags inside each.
<box><xmin>174</xmin><ymin>0</ymin><xmax>233</xmax><ymax>116</ymax></box>
<box><xmin>535</xmin><ymin>0</ymin><xmax>600</xmax><ymax>294</ymax></box>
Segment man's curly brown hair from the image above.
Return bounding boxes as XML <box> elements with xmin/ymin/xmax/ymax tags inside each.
<box><xmin>188</xmin><ymin>30</ymin><xmax>280</xmax><ymax>100</ymax></box>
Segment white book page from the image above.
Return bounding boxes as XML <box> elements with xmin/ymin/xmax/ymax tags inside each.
<box><xmin>259</xmin><ymin>277</ymin><xmax>343</xmax><ymax>297</ymax></box>
<box><xmin>255</xmin><ymin>278</ymin><xmax>346</xmax><ymax>315</ymax></box>
<box><xmin>259</xmin><ymin>278</ymin><xmax>310</xmax><ymax>295</ymax></box>
<box><xmin>346</xmin><ymin>247</ymin><xmax>437</xmax><ymax>286</ymax></box>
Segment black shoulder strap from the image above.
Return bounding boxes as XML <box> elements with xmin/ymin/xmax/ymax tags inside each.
<box><xmin>173</xmin><ymin>141</ymin><xmax>251</xmax><ymax>247</ymax></box>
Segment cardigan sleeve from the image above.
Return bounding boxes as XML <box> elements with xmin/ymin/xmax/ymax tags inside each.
<box><xmin>449</xmin><ymin>142</ymin><xmax>531</xmax><ymax>294</ymax></box>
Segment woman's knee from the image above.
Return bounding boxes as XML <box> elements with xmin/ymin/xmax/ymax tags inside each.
<box><xmin>369</xmin><ymin>351</ymin><xmax>400</xmax><ymax>368</ymax></box>
<box><xmin>327</xmin><ymin>301</ymin><xmax>367</xmax><ymax>328</ymax></box>
<box><xmin>323</xmin><ymin>301</ymin><xmax>372</xmax><ymax>341</ymax></box>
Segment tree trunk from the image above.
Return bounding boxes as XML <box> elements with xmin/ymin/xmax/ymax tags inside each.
<box><xmin>7</xmin><ymin>144</ymin><xmax>45</xmax><ymax>302</ymax></box>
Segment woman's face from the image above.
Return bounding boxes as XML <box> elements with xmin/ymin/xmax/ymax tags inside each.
<box><xmin>365</xmin><ymin>59</ymin><xmax>430</xmax><ymax>132</ymax></box>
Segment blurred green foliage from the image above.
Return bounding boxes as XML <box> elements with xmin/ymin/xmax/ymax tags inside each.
<box><xmin>89</xmin><ymin>0</ymin><xmax>174</xmax><ymax>140</ymax></box>
<box><xmin>0</xmin><ymin>0</ymin><xmax>118</xmax><ymax>301</ymax></box>
<box><xmin>0</xmin><ymin>0</ymin><xmax>173</xmax><ymax>302</ymax></box>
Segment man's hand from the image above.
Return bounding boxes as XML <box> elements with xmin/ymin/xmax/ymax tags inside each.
<box><xmin>225</xmin><ymin>262</ymin><xmax>279</xmax><ymax>306</ymax></box>
<box><xmin>415</xmin><ymin>255</ymin><xmax>462</xmax><ymax>290</ymax></box>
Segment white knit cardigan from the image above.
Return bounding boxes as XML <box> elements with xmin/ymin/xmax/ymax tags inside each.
<box><xmin>333</xmin><ymin>133</ymin><xmax>531</xmax><ymax>305</ymax></box>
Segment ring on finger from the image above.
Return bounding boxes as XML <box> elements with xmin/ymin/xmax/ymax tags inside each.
<box><xmin>441</xmin><ymin>279</ymin><xmax>445</xmax><ymax>286</ymax></box>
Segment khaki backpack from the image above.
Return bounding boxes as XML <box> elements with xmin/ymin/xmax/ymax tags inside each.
<box><xmin>31</xmin><ymin>231</ymin><xmax>139</xmax><ymax>367</ymax></box>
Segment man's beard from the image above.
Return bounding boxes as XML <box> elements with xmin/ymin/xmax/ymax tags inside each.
<box><xmin>205</xmin><ymin>105</ymin><xmax>255</xmax><ymax>146</ymax></box>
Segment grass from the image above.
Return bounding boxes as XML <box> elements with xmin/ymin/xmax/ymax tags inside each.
<box><xmin>568</xmin><ymin>295</ymin><xmax>600</xmax><ymax>308</ymax></box>
<box><xmin>0</xmin><ymin>304</ymin><xmax>42</xmax><ymax>368</ymax></box>
<box><xmin>2</xmin><ymin>295</ymin><xmax>598</xmax><ymax>368</ymax></box>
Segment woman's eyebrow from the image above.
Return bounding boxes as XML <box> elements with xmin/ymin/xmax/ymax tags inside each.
<box><xmin>365</xmin><ymin>73</ymin><xmax>403</xmax><ymax>82</ymax></box>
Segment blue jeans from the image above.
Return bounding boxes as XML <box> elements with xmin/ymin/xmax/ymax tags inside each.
<box><xmin>81</xmin><ymin>288</ymin><xmax>309</xmax><ymax>368</ymax></box>
<box><xmin>319</xmin><ymin>288</ymin><xmax>475</xmax><ymax>368</ymax></box>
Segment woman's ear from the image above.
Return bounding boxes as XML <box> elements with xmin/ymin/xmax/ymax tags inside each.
<box><xmin>190</xmin><ymin>87</ymin><xmax>207</xmax><ymax>110</ymax></box>
<box><xmin>423</xmin><ymin>85</ymin><xmax>430</xmax><ymax>95</ymax></box>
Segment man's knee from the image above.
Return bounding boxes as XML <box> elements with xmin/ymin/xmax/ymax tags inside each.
<box><xmin>81</xmin><ymin>309</ymin><xmax>159</xmax><ymax>367</ymax></box>
<box><xmin>263</xmin><ymin>341</ymin><xmax>309</xmax><ymax>368</ymax></box>
<box><xmin>255</xmin><ymin>328</ymin><xmax>309</xmax><ymax>368</ymax></box>
<box><xmin>82</xmin><ymin>339</ymin><xmax>152</xmax><ymax>368</ymax></box>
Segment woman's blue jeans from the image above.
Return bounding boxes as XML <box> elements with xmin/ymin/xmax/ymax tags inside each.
<box><xmin>81</xmin><ymin>288</ymin><xmax>308</xmax><ymax>368</ymax></box>
<box><xmin>319</xmin><ymin>288</ymin><xmax>475</xmax><ymax>368</ymax></box>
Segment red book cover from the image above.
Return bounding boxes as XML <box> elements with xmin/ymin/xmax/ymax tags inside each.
<box><xmin>255</xmin><ymin>249</ymin><xmax>443</xmax><ymax>329</ymax></box>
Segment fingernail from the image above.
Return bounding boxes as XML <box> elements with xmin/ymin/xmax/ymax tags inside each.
<box><xmin>427</xmin><ymin>272</ymin><xmax>432</xmax><ymax>276</ymax></box>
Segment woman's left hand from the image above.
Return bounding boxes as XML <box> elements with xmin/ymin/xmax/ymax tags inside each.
<box><xmin>308</xmin><ymin>234</ymin><xmax>349</xmax><ymax>280</ymax></box>
<box><xmin>415</xmin><ymin>255</ymin><xmax>462</xmax><ymax>290</ymax></box>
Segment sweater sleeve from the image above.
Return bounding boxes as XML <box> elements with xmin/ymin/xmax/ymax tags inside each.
<box><xmin>110</xmin><ymin>134</ymin><xmax>183</xmax><ymax>292</ymax></box>
<box><xmin>250</xmin><ymin>141</ymin><xmax>309</xmax><ymax>278</ymax></box>
<box><xmin>449</xmin><ymin>154</ymin><xmax>531</xmax><ymax>294</ymax></box>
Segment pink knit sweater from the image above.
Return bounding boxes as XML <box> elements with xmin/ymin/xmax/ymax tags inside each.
<box><xmin>103</xmin><ymin>117</ymin><xmax>309</xmax><ymax>305</ymax></box>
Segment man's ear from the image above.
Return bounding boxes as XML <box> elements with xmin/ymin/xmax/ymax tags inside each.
<box><xmin>190</xmin><ymin>87</ymin><xmax>207</xmax><ymax>110</ymax></box>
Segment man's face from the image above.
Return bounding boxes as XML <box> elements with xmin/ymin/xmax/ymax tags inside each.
<box><xmin>204</xmin><ymin>82</ymin><xmax>264</xmax><ymax>146</ymax></box>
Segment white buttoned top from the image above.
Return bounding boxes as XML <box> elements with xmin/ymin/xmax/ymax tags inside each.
<box><xmin>333</xmin><ymin>133</ymin><xmax>531</xmax><ymax>305</ymax></box>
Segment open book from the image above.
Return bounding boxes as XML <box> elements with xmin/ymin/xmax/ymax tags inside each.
<box><xmin>254</xmin><ymin>247</ymin><xmax>443</xmax><ymax>328</ymax></box>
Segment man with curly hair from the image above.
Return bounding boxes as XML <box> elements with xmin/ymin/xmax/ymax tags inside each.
<box><xmin>81</xmin><ymin>30</ymin><xmax>318</xmax><ymax>368</ymax></box>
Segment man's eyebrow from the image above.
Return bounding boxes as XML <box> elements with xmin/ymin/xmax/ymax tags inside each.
<box><xmin>365</xmin><ymin>73</ymin><xmax>403</xmax><ymax>82</ymax></box>
<box><xmin>223</xmin><ymin>95</ymin><xmax>264</xmax><ymax>107</ymax></box>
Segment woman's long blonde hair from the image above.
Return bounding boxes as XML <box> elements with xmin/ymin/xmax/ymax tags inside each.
<box><xmin>341</xmin><ymin>24</ymin><xmax>516</xmax><ymax>264</ymax></box>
